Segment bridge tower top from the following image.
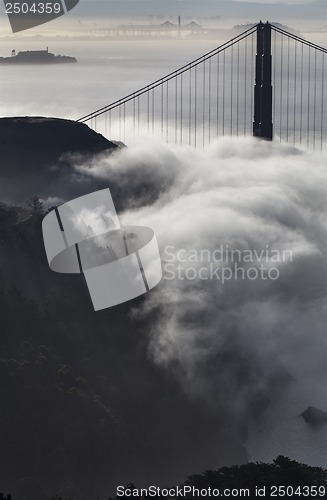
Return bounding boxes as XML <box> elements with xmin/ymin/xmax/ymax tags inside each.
<box><xmin>253</xmin><ymin>21</ymin><xmax>273</xmax><ymax>140</ymax></box>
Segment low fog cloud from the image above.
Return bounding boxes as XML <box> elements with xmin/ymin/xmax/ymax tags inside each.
<box><xmin>74</xmin><ymin>137</ymin><xmax>327</xmax><ymax>429</ymax></box>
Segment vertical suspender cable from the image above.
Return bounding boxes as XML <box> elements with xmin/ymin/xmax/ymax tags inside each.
<box><xmin>195</xmin><ymin>65</ymin><xmax>197</xmax><ymax>148</ymax></box>
<box><xmin>166</xmin><ymin>80</ymin><xmax>169</xmax><ymax>143</ymax></box>
<box><xmin>123</xmin><ymin>102</ymin><xmax>126</xmax><ymax>142</ymax></box>
<box><xmin>280</xmin><ymin>33</ymin><xmax>283</xmax><ymax>141</ymax></box>
<box><xmin>152</xmin><ymin>88</ymin><xmax>155</xmax><ymax>134</ymax></box>
<box><xmin>133</xmin><ymin>95</ymin><xmax>136</xmax><ymax>139</ymax></box>
<box><xmin>321</xmin><ymin>53</ymin><xmax>325</xmax><ymax>151</ymax></box>
<box><xmin>203</xmin><ymin>58</ymin><xmax>206</xmax><ymax>148</ymax></box>
<box><xmin>217</xmin><ymin>52</ymin><xmax>220</xmax><ymax>137</ymax></box>
<box><xmin>307</xmin><ymin>47</ymin><xmax>311</xmax><ymax>148</ymax></box>
<box><xmin>189</xmin><ymin>66</ymin><xmax>192</xmax><ymax>145</ymax></box>
<box><xmin>180</xmin><ymin>73</ymin><xmax>183</xmax><ymax>144</ymax></box>
<box><xmin>119</xmin><ymin>105</ymin><xmax>121</xmax><ymax>139</ymax></box>
<box><xmin>243</xmin><ymin>37</ymin><xmax>252</xmax><ymax>135</ymax></box>
<box><xmin>293</xmin><ymin>39</ymin><xmax>297</xmax><ymax>145</ymax></box>
<box><xmin>209</xmin><ymin>57</ymin><xmax>212</xmax><ymax>144</ymax></box>
<box><xmin>231</xmin><ymin>44</ymin><xmax>233</xmax><ymax>135</ymax></box>
<box><xmin>161</xmin><ymin>82</ymin><xmax>164</xmax><ymax>139</ymax></box>
<box><xmin>147</xmin><ymin>88</ymin><xmax>150</xmax><ymax>131</ymax></box>
<box><xmin>223</xmin><ymin>50</ymin><xmax>226</xmax><ymax>135</ymax></box>
<box><xmin>175</xmin><ymin>73</ymin><xmax>178</xmax><ymax>144</ymax></box>
<box><xmin>286</xmin><ymin>37</ymin><xmax>290</xmax><ymax>142</ymax></box>
<box><xmin>236</xmin><ymin>41</ymin><xmax>240</xmax><ymax>136</ymax></box>
<box><xmin>300</xmin><ymin>43</ymin><xmax>304</xmax><ymax>145</ymax></box>
<box><xmin>313</xmin><ymin>50</ymin><xmax>317</xmax><ymax>150</ymax></box>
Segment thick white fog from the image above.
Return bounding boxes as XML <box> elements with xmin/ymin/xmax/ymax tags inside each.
<box><xmin>74</xmin><ymin>136</ymin><xmax>327</xmax><ymax>467</ymax></box>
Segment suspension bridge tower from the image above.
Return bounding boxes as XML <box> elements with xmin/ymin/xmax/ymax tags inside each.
<box><xmin>253</xmin><ymin>21</ymin><xmax>273</xmax><ymax>140</ymax></box>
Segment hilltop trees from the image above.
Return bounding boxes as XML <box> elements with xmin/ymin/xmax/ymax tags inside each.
<box><xmin>27</xmin><ymin>195</ymin><xmax>44</xmax><ymax>215</ymax></box>
<box><xmin>183</xmin><ymin>456</ymin><xmax>327</xmax><ymax>498</ymax></box>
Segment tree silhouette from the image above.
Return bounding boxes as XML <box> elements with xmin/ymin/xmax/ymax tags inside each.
<box><xmin>27</xmin><ymin>195</ymin><xmax>44</xmax><ymax>214</ymax></box>
<box><xmin>183</xmin><ymin>456</ymin><xmax>327</xmax><ymax>498</ymax></box>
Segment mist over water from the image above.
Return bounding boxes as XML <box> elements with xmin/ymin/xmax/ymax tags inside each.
<box><xmin>0</xmin><ymin>39</ymin><xmax>221</xmax><ymax>118</ymax></box>
<box><xmin>0</xmin><ymin>29</ymin><xmax>326</xmax><ymax>136</ymax></box>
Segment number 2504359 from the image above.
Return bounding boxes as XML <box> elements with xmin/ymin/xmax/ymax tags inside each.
<box><xmin>5</xmin><ymin>2</ymin><xmax>62</xmax><ymax>14</ymax></box>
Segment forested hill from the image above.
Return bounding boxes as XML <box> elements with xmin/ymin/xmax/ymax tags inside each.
<box><xmin>0</xmin><ymin>209</ymin><xmax>247</xmax><ymax>498</ymax></box>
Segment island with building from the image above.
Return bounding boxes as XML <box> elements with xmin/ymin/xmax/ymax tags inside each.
<box><xmin>0</xmin><ymin>47</ymin><xmax>77</xmax><ymax>64</ymax></box>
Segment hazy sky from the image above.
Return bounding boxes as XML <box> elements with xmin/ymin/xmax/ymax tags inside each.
<box><xmin>0</xmin><ymin>0</ymin><xmax>326</xmax><ymax>27</ymax></box>
<box><xmin>68</xmin><ymin>0</ymin><xmax>326</xmax><ymax>17</ymax></box>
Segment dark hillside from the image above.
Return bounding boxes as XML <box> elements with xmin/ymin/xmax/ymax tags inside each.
<box><xmin>0</xmin><ymin>209</ymin><xmax>248</xmax><ymax>499</ymax></box>
<box><xmin>0</xmin><ymin>117</ymin><xmax>117</xmax><ymax>205</ymax></box>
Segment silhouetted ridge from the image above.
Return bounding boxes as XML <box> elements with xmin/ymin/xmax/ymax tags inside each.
<box><xmin>0</xmin><ymin>117</ymin><xmax>118</xmax><ymax>205</ymax></box>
